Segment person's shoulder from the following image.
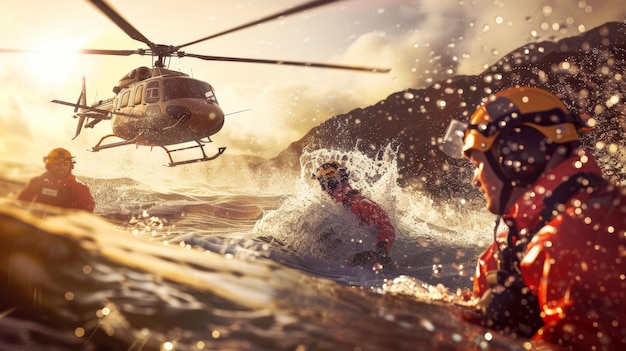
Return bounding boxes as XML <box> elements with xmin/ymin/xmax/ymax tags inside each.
<box><xmin>346</xmin><ymin>189</ymin><xmax>372</xmax><ymax>203</ymax></box>
<box><xmin>72</xmin><ymin>176</ymin><xmax>91</xmax><ymax>188</ymax></box>
<box><xmin>26</xmin><ymin>173</ymin><xmax>47</xmax><ymax>184</ymax></box>
<box><xmin>351</xmin><ymin>191</ymin><xmax>381</xmax><ymax>208</ymax></box>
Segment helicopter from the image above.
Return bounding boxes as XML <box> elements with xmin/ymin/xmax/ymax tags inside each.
<box><xmin>1</xmin><ymin>0</ymin><xmax>390</xmax><ymax>166</ymax></box>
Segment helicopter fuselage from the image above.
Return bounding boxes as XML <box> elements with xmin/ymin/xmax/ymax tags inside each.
<box><xmin>31</xmin><ymin>0</ymin><xmax>388</xmax><ymax>166</ymax></box>
<box><xmin>109</xmin><ymin>67</ymin><xmax>224</xmax><ymax>146</ymax></box>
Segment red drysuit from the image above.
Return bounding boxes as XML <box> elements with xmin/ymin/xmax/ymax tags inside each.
<box><xmin>473</xmin><ymin>150</ymin><xmax>626</xmax><ymax>349</ymax></box>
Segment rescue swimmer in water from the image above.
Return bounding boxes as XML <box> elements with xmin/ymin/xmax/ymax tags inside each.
<box><xmin>312</xmin><ymin>160</ymin><xmax>395</xmax><ymax>268</ymax></box>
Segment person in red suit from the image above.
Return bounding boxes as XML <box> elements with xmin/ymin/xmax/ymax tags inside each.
<box><xmin>444</xmin><ymin>87</ymin><xmax>626</xmax><ymax>349</ymax></box>
<box><xmin>312</xmin><ymin>160</ymin><xmax>395</xmax><ymax>266</ymax></box>
<box><xmin>18</xmin><ymin>148</ymin><xmax>95</xmax><ymax>213</ymax></box>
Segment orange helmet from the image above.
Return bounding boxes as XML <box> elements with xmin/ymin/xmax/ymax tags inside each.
<box><xmin>460</xmin><ymin>87</ymin><xmax>587</xmax><ymax>187</ymax></box>
<box><xmin>463</xmin><ymin>87</ymin><xmax>580</xmax><ymax>157</ymax></box>
<box><xmin>44</xmin><ymin>148</ymin><xmax>75</xmax><ymax>164</ymax></box>
<box><xmin>441</xmin><ymin>87</ymin><xmax>590</xmax><ymax>214</ymax></box>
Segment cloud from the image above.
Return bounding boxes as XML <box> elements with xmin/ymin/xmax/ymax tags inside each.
<box><xmin>218</xmin><ymin>80</ymin><xmax>365</xmax><ymax>157</ymax></box>
<box><xmin>3</xmin><ymin>0</ymin><xmax>625</xmax><ymax>163</ymax></box>
<box><xmin>0</xmin><ymin>102</ymin><xmax>31</xmax><ymax>138</ymax></box>
<box><xmin>212</xmin><ymin>1</ymin><xmax>476</xmax><ymax>157</ymax></box>
<box><xmin>216</xmin><ymin>1</ymin><xmax>473</xmax><ymax>157</ymax></box>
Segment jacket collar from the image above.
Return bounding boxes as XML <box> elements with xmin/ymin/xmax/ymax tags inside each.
<box><xmin>44</xmin><ymin>171</ymin><xmax>75</xmax><ymax>184</ymax></box>
<box><xmin>505</xmin><ymin>149</ymin><xmax>603</xmax><ymax>236</ymax></box>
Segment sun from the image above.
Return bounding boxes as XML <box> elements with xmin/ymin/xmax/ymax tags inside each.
<box><xmin>24</xmin><ymin>39</ymin><xmax>83</xmax><ymax>86</ymax></box>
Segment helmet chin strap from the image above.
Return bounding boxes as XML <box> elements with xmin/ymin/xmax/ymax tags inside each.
<box><xmin>493</xmin><ymin>215</ymin><xmax>502</xmax><ymax>249</ymax></box>
<box><xmin>483</xmin><ymin>148</ymin><xmax>516</xmax><ymax>215</ymax></box>
<box><xmin>492</xmin><ymin>183</ymin><xmax>513</xmax><ymax>252</ymax></box>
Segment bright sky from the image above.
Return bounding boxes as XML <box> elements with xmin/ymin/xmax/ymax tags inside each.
<box><xmin>1</xmin><ymin>0</ymin><xmax>625</xmax><ymax>176</ymax></box>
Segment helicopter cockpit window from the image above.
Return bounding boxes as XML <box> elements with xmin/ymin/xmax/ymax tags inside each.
<box><xmin>145</xmin><ymin>81</ymin><xmax>159</xmax><ymax>103</ymax></box>
<box><xmin>137</xmin><ymin>67</ymin><xmax>151</xmax><ymax>82</ymax></box>
<box><xmin>163</xmin><ymin>78</ymin><xmax>218</xmax><ymax>104</ymax></box>
<box><xmin>202</xmin><ymin>82</ymin><xmax>218</xmax><ymax>104</ymax></box>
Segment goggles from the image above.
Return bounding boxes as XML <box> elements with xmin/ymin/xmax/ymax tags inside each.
<box><xmin>441</xmin><ymin>114</ymin><xmax>580</xmax><ymax>159</ymax></box>
<box><xmin>312</xmin><ymin>161</ymin><xmax>342</xmax><ymax>180</ymax></box>
<box><xmin>44</xmin><ymin>156</ymin><xmax>75</xmax><ymax>163</ymax></box>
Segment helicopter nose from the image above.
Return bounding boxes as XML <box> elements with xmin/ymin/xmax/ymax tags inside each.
<box><xmin>166</xmin><ymin>105</ymin><xmax>192</xmax><ymax>122</ymax></box>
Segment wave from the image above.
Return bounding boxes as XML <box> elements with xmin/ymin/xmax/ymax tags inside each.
<box><xmin>0</xmin><ymin>147</ymin><xmax>509</xmax><ymax>350</ymax></box>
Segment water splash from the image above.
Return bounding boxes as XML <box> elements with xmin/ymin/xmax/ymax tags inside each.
<box><xmin>253</xmin><ymin>144</ymin><xmax>494</xmax><ymax>286</ymax></box>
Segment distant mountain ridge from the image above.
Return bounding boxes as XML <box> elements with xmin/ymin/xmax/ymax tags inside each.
<box><xmin>267</xmin><ymin>21</ymin><xmax>626</xmax><ymax>200</ymax></box>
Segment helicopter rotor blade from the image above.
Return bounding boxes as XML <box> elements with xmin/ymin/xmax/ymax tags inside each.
<box><xmin>182</xmin><ymin>53</ymin><xmax>390</xmax><ymax>73</ymax></box>
<box><xmin>3</xmin><ymin>1</ymin><xmax>391</xmax><ymax>73</ymax></box>
<box><xmin>175</xmin><ymin>0</ymin><xmax>340</xmax><ymax>50</ymax></box>
<box><xmin>0</xmin><ymin>49</ymin><xmax>37</xmax><ymax>54</ymax></box>
<box><xmin>0</xmin><ymin>48</ymin><xmax>140</xmax><ymax>57</ymax></box>
<box><xmin>77</xmin><ymin>49</ymin><xmax>142</xmax><ymax>56</ymax></box>
<box><xmin>87</xmin><ymin>0</ymin><xmax>157</xmax><ymax>51</ymax></box>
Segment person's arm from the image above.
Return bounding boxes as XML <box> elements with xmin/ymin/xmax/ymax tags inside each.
<box><xmin>521</xmin><ymin>218</ymin><xmax>582</xmax><ymax>328</ymax></box>
<box><xmin>17</xmin><ymin>176</ymin><xmax>44</xmax><ymax>202</ymax></box>
<box><xmin>473</xmin><ymin>242</ymin><xmax>500</xmax><ymax>297</ymax></box>
<box><xmin>350</xmin><ymin>196</ymin><xmax>395</xmax><ymax>265</ymax></box>
<box><xmin>471</xmin><ymin>233</ymin><xmax>543</xmax><ymax>337</ymax></box>
<box><xmin>358</xmin><ymin>197</ymin><xmax>395</xmax><ymax>250</ymax></box>
<box><xmin>73</xmin><ymin>182</ymin><xmax>96</xmax><ymax>213</ymax></box>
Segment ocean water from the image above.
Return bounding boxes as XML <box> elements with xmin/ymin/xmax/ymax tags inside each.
<box><xmin>0</xmin><ymin>147</ymin><xmax>539</xmax><ymax>351</ymax></box>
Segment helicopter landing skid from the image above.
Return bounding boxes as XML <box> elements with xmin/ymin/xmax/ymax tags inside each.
<box><xmin>90</xmin><ymin>134</ymin><xmax>225</xmax><ymax>167</ymax></box>
<box><xmin>91</xmin><ymin>133</ymin><xmax>142</xmax><ymax>151</ymax></box>
<box><xmin>161</xmin><ymin>141</ymin><xmax>226</xmax><ymax>167</ymax></box>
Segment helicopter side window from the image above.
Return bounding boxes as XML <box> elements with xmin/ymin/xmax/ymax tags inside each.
<box><xmin>133</xmin><ymin>85</ymin><xmax>144</xmax><ymax>105</ymax></box>
<box><xmin>145</xmin><ymin>81</ymin><xmax>159</xmax><ymax>103</ymax></box>
<box><xmin>120</xmin><ymin>90</ymin><xmax>131</xmax><ymax>108</ymax></box>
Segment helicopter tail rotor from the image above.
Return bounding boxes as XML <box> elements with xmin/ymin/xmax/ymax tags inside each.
<box><xmin>51</xmin><ymin>76</ymin><xmax>114</xmax><ymax>140</ymax></box>
<box><xmin>71</xmin><ymin>77</ymin><xmax>89</xmax><ymax>139</ymax></box>
<box><xmin>73</xmin><ymin>116</ymin><xmax>87</xmax><ymax>140</ymax></box>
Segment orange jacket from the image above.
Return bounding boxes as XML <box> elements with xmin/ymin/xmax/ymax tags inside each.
<box><xmin>474</xmin><ymin>150</ymin><xmax>626</xmax><ymax>349</ymax></box>
<box><xmin>18</xmin><ymin>172</ymin><xmax>95</xmax><ymax>213</ymax></box>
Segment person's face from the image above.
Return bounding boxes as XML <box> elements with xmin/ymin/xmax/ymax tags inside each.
<box><xmin>318</xmin><ymin>177</ymin><xmax>339</xmax><ymax>196</ymax></box>
<box><xmin>467</xmin><ymin>150</ymin><xmax>505</xmax><ymax>214</ymax></box>
<box><xmin>47</xmin><ymin>161</ymin><xmax>72</xmax><ymax>179</ymax></box>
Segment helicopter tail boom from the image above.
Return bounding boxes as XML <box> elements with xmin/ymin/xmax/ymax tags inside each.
<box><xmin>52</xmin><ymin>76</ymin><xmax>115</xmax><ymax>139</ymax></box>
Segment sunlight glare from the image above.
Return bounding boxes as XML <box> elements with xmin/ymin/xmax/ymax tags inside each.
<box><xmin>25</xmin><ymin>39</ymin><xmax>83</xmax><ymax>86</ymax></box>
